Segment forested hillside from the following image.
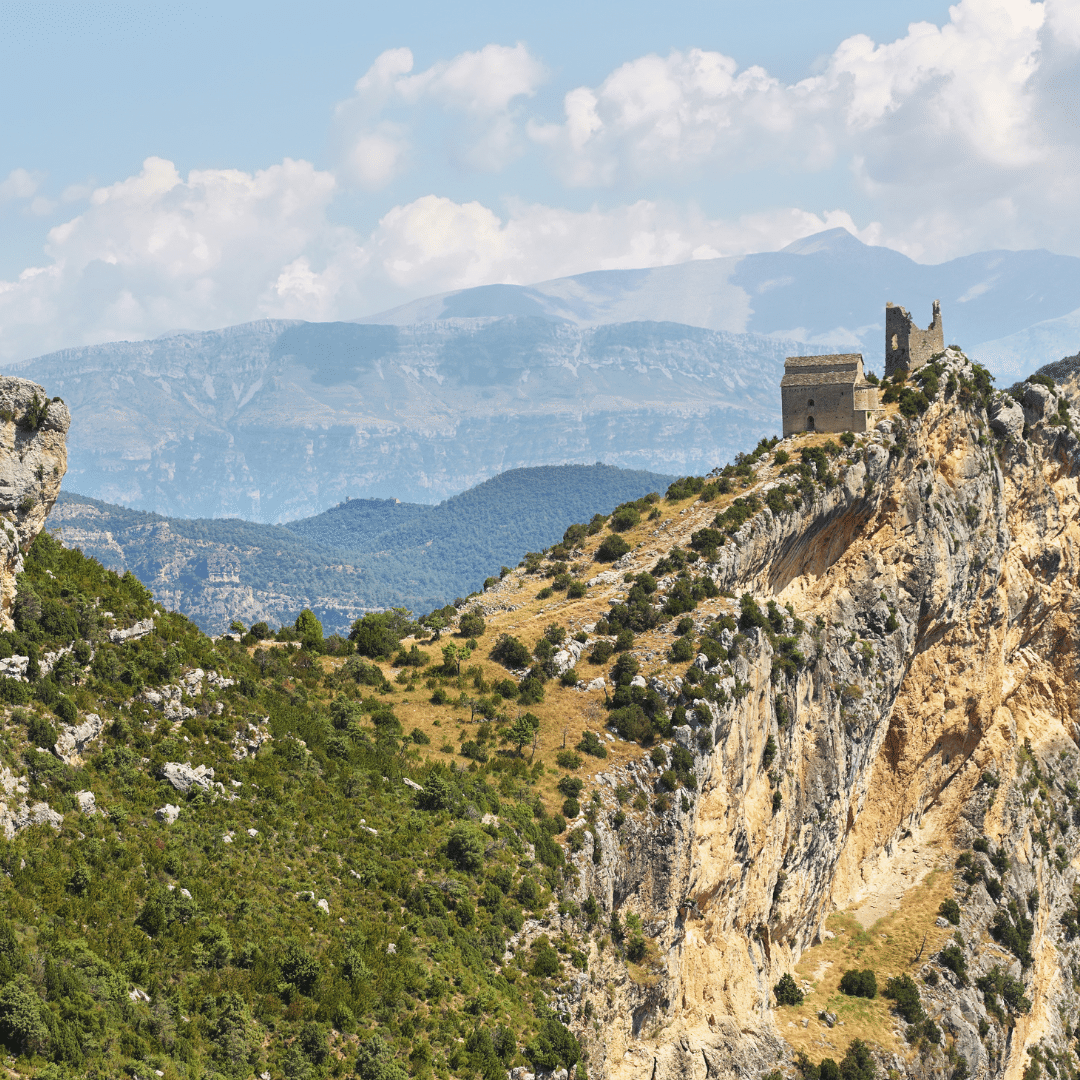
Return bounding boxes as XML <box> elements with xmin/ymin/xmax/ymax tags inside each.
<box><xmin>47</xmin><ymin>465</ymin><xmax>676</xmax><ymax>634</ymax></box>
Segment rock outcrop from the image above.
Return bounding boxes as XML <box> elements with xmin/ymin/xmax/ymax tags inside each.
<box><xmin>550</xmin><ymin>352</ymin><xmax>1080</xmax><ymax>1080</ymax></box>
<box><xmin>0</xmin><ymin>378</ymin><xmax>69</xmax><ymax>629</ymax></box>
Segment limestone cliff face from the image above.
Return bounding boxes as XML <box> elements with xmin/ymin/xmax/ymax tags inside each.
<box><xmin>0</xmin><ymin>378</ymin><xmax>70</xmax><ymax>627</ymax></box>
<box><xmin>567</xmin><ymin>352</ymin><xmax>1080</xmax><ymax>1080</ymax></box>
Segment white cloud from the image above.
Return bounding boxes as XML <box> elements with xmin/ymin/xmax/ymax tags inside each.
<box><xmin>0</xmin><ymin>155</ymin><xmax>873</xmax><ymax>363</ymax></box>
<box><xmin>0</xmin><ymin>168</ymin><xmax>42</xmax><ymax>201</ymax></box>
<box><xmin>535</xmin><ymin>0</ymin><xmax>1052</xmax><ymax>186</ymax></box>
<box><xmin>336</xmin><ymin>43</ymin><xmax>546</xmax><ymax>184</ymax></box>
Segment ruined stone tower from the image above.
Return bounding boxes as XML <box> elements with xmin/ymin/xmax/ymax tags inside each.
<box><xmin>885</xmin><ymin>299</ymin><xmax>943</xmax><ymax>378</ymax></box>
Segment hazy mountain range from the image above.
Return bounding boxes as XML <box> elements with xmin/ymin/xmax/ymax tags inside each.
<box><xmin>13</xmin><ymin>227</ymin><xmax>1079</xmax><ymax>522</ymax></box>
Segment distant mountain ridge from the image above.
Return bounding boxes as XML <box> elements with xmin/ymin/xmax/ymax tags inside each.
<box><xmin>15</xmin><ymin>228</ymin><xmax>1080</xmax><ymax>523</ymax></box>
<box><xmin>361</xmin><ymin>228</ymin><xmax>1080</xmax><ymax>383</ymax></box>
<box><xmin>47</xmin><ymin>462</ymin><xmax>677</xmax><ymax>633</ymax></box>
<box><xmin>19</xmin><ymin>318</ymin><xmax>788</xmax><ymax>521</ymax></box>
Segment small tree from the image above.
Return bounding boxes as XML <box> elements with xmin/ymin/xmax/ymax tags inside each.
<box><xmin>295</xmin><ymin>609</ymin><xmax>323</xmax><ymax>649</ymax></box>
<box><xmin>459</xmin><ymin>610</ymin><xmax>485</xmax><ymax>638</ymax></box>
<box><xmin>507</xmin><ymin>712</ymin><xmax>540</xmax><ymax>756</ymax></box>
<box><xmin>774</xmin><ymin>972</ymin><xmax>803</xmax><ymax>1006</ymax></box>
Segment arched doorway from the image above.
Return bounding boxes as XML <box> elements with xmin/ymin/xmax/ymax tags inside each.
<box><xmin>806</xmin><ymin>416</ymin><xmax>815</xmax><ymax>431</ymax></box>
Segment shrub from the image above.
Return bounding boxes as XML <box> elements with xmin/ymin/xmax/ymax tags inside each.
<box><xmin>839</xmin><ymin>969</ymin><xmax>877</xmax><ymax>998</ymax></box>
<box><xmin>884</xmin><ymin>973</ymin><xmax>924</xmax><ymax>1024</ymax></box>
<box><xmin>577</xmin><ymin>731</ymin><xmax>608</xmax><ymax>758</ymax></box>
<box><xmin>567</xmin><ymin>580</ymin><xmax>587</xmax><ymax>598</ymax></box>
<box><xmin>611</xmin><ymin>506</ymin><xmax>640</xmax><ymax>531</ymax></box>
<box><xmin>939</xmin><ymin>898</ymin><xmax>961</xmax><ymax>925</ymax></box>
<box><xmin>556</xmin><ymin>750</ymin><xmax>582</xmax><ymax>770</ymax></box>
<box><xmin>670</xmin><ymin>637</ymin><xmax>695</xmax><ymax>662</ymax></box>
<box><xmin>458</xmin><ymin>611</ymin><xmax>486</xmax><ymax>638</ymax></box>
<box><xmin>774</xmin><ymin>972</ymin><xmax>803</xmax><ymax>1006</ymax></box>
<box><xmin>54</xmin><ymin>697</ymin><xmax>77</xmax><ymax>726</ymax></box>
<box><xmin>530</xmin><ymin>939</ymin><xmax>561</xmax><ymax>977</ymax></box>
<box><xmin>491</xmin><ymin>634</ymin><xmax>531</xmax><ymax>669</ymax></box>
<box><xmin>562</xmin><ymin>797</ymin><xmax>580</xmax><ymax>818</ymax></box>
<box><xmin>596</xmin><ymin>535</ymin><xmax>631</xmax><ymax>562</ymax></box>
<box><xmin>614</xmin><ymin>628</ymin><xmax>635</xmax><ymax>652</ymax></box>
<box><xmin>0</xmin><ymin>976</ymin><xmax>49</xmax><ymax>1055</ymax></box>
<box><xmin>557</xmin><ymin>776</ymin><xmax>584</xmax><ymax>799</ymax></box>
<box><xmin>626</xmin><ymin>936</ymin><xmax>646</xmax><ymax>963</ymax></box>
<box><xmin>446</xmin><ymin>823</ymin><xmax>487</xmax><ymax>874</ymax></box>
<box><xmin>279</xmin><ymin>940</ymin><xmax>319</xmax><ymax>994</ymax></box>
<box><xmin>26</xmin><ymin>711</ymin><xmax>57</xmax><ymax>748</ymax></box>
<box><xmin>938</xmin><ymin>943</ymin><xmax>968</xmax><ymax>985</ymax></box>
<box><xmin>589</xmin><ymin>640</ymin><xmax>614</xmax><ymax>665</ymax></box>
<box><xmin>839</xmin><ymin>1039</ymin><xmax>876</xmax><ymax>1080</ymax></box>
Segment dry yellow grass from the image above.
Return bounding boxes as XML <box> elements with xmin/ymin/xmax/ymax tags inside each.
<box><xmin>778</xmin><ymin>869</ymin><xmax>957</xmax><ymax>1063</ymax></box>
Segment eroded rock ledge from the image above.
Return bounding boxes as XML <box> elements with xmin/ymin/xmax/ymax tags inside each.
<box><xmin>0</xmin><ymin>377</ymin><xmax>70</xmax><ymax>628</ymax></box>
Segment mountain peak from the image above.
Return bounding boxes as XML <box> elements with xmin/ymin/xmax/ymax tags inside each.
<box><xmin>779</xmin><ymin>227</ymin><xmax>868</xmax><ymax>256</ymax></box>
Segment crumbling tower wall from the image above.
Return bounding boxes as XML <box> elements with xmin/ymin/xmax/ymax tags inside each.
<box><xmin>885</xmin><ymin>300</ymin><xmax>943</xmax><ymax>378</ymax></box>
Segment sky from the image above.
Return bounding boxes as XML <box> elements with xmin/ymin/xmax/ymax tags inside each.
<box><xmin>2</xmin><ymin>0</ymin><xmax>1079</xmax><ymax>363</ymax></box>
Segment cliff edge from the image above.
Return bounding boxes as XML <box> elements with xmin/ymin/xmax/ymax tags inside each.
<box><xmin>461</xmin><ymin>350</ymin><xmax>1080</xmax><ymax>1080</ymax></box>
<box><xmin>0</xmin><ymin>378</ymin><xmax>70</xmax><ymax>627</ymax></box>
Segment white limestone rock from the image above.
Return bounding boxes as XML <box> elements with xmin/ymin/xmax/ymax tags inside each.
<box><xmin>54</xmin><ymin>712</ymin><xmax>104</xmax><ymax>765</ymax></box>
<box><xmin>159</xmin><ymin>761</ymin><xmax>216</xmax><ymax>794</ymax></box>
<box><xmin>109</xmin><ymin>617</ymin><xmax>154</xmax><ymax>644</ymax></box>
<box><xmin>155</xmin><ymin>804</ymin><xmax>181</xmax><ymax>824</ymax></box>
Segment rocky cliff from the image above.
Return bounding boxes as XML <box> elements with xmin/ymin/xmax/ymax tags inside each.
<box><xmin>0</xmin><ymin>378</ymin><xmax>69</xmax><ymax>628</ymax></box>
<box><xmin>469</xmin><ymin>352</ymin><xmax>1080</xmax><ymax>1080</ymax></box>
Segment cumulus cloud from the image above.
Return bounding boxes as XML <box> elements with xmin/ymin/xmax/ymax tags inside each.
<box><xmin>535</xmin><ymin>0</ymin><xmax>1051</xmax><ymax>180</ymax></box>
<box><xmin>0</xmin><ymin>168</ymin><xmax>43</xmax><ymax>201</ymax></box>
<box><xmin>336</xmin><ymin>43</ymin><xmax>546</xmax><ymax>184</ymax></box>
<box><xmin>0</xmin><ymin>155</ymin><xmax>868</xmax><ymax>363</ymax></box>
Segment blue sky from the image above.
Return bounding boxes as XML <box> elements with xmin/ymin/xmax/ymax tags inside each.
<box><xmin>1</xmin><ymin>0</ymin><xmax>1077</xmax><ymax>362</ymax></box>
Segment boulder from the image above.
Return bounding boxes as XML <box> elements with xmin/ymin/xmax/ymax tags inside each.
<box><xmin>54</xmin><ymin>713</ymin><xmax>105</xmax><ymax>765</ymax></box>
<box><xmin>155</xmin><ymin>804</ymin><xmax>181</xmax><ymax>824</ymax></box>
<box><xmin>402</xmin><ymin>777</ymin><xmax>424</xmax><ymax>792</ymax></box>
<box><xmin>159</xmin><ymin>761</ymin><xmax>216</xmax><ymax>794</ymax></box>
<box><xmin>583</xmin><ymin>677</ymin><xmax>606</xmax><ymax>692</ymax></box>
<box><xmin>1022</xmin><ymin>382</ymin><xmax>1053</xmax><ymax>423</ymax></box>
<box><xmin>109</xmin><ymin>617</ymin><xmax>154</xmax><ymax>644</ymax></box>
<box><xmin>75</xmin><ymin>790</ymin><xmax>97</xmax><ymax>816</ymax></box>
<box><xmin>990</xmin><ymin>398</ymin><xmax>1024</xmax><ymax>442</ymax></box>
<box><xmin>317</xmin><ymin>898</ymin><xmax>330</xmax><ymax>915</ymax></box>
<box><xmin>0</xmin><ymin>655</ymin><xmax>29</xmax><ymax>680</ymax></box>
<box><xmin>629</xmin><ymin>674</ymin><xmax>647</xmax><ymax>689</ymax></box>
<box><xmin>1</xmin><ymin>800</ymin><xmax>63</xmax><ymax>838</ymax></box>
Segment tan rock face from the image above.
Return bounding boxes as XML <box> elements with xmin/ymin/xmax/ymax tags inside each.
<box><xmin>0</xmin><ymin>377</ymin><xmax>70</xmax><ymax>628</ymax></box>
<box><xmin>567</xmin><ymin>356</ymin><xmax>1080</xmax><ymax>1080</ymax></box>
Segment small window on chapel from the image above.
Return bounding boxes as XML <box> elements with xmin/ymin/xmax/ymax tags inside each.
<box><xmin>807</xmin><ymin>399</ymin><xmax>815</xmax><ymax>407</ymax></box>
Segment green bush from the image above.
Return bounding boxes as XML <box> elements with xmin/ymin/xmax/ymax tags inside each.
<box><xmin>576</xmin><ymin>731</ymin><xmax>608</xmax><ymax>758</ymax></box>
<box><xmin>596</xmin><ymin>534</ymin><xmax>631</xmax><ymax>562</ymax></box>
<box><xmin>939</xmin><ymin>898</ymin><xmax>961</xmax><ymax>925</ymax></box>
<box><xmin>556</xmin><ymin>750</ymin><xmax>582</xmax><ymax>770</ymax></box>
<box><xmin>938</xmin><ymin>942</ymin><xmax>968</xmax><ymax>985</ymax></box>
<box><xmin>774</xmin><ymin>973</ymin><xmax>803</xmax><ymax>1006</ymax></box>
<box><xmin>611</xmin><ymin>506</ymin><xmax>640</xmax><ymax>531</ymax></box>
<box><xmin>839</xmin><ymin>1039</ymin><xmax>876</xmax><ymax>1080</ymax></box>
<box><xmin>839</xmin><ymin>969</ymin><xmax>877</xmax><ymax>998</ymax></box>
<box><xmin>589</xmin><ymin>640</ymin><xmax>614</xmax><ymax>665</ymax></box>
<box><xmin>884</xmin><ymin>973</ymin><xmax>924</xmax><ymax>1024</ymax></box>
<box><xmin>490</xmin><ymin>634</ymin><xmax>531</xmax><ymax>669</ymax></box>
<box><xmin>446</xmin><ymin>823</ymin><xmax>487</xmax><ymax>874</ymax></box>
<box><xmin>458</xmin><ymin>611</ymin><xmax>486</xmax><ymax>638</ymax></box>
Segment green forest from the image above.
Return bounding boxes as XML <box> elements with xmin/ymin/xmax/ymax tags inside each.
<box><xmin>51</xmin><ymin>464</ymin><xmax>675</xmax><ymax>632</ymax></box>
<box><xmin>0</xmin><ymin>531</ymin><xmax>597</xmax><ymax>1079</ymax></box>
